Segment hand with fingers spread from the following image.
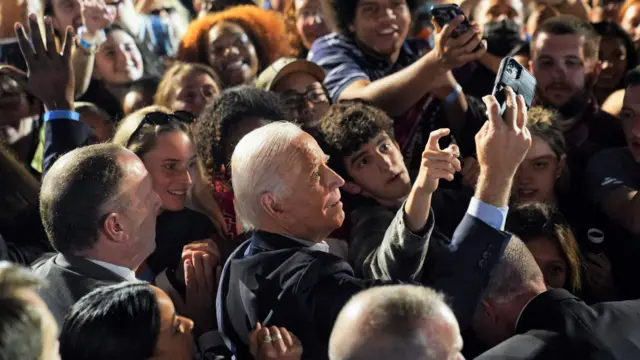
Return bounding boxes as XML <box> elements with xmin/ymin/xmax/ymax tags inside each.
<box><xmin>429</xmin><ymin>16</ymin><xmax>487</xmax><ymax>70</ymax></box>
<box><xmin>249</xmin><ymin>323</ymin><xmax>303</xmax><ymax>360</ymax></box>
<box><xmin>0</xmin><ymin>14</ymin><xmax>74</xmax><ymax>111</ymax></box>
<box><xmin>81</xmin><ymin>0</ymin><xmax>115</xmax><ymax>38</ymax></box>
<box><xmin>475</xmin><ymin>86</ymin><xmax>532</xmax><ymax>207</ymax></box>
<box><xmin>416</xmin><ymin>128</ymin><xmax>462</xmax><ymax>194</ymax></box>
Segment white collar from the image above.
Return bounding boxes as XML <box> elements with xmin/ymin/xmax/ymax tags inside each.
<box><xmin>286</xmin><ymin>236</ymin><xmax>330</xmax><ymax>253</ymax></box>
<box><xmin>87</xmin><ymin>259</ymin><xmax>138</xmax><ymax>281</ymax></box>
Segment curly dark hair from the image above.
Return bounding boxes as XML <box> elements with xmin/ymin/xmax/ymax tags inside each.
<box><xmin>284</xmin><ymin>0</ymin><xmax>306</xmax><ymax>57</ymax></box>
<box><xmin>321</xmin><ymin>0</ymin><xmax>426</xmax><ymax>37</ymax></box>
<box><xmin>194</xmin><ymin>86</ymin><xmax>286</xmax><ymax>183</ymax></box>
<box><xmin>320</xmin><ymin>101</ymin><xmax>394</xmax><ymax>178</ymax></box>
<box><xmin>177</xmin><ymin>5</ymin><xmax>293</xmax><ymax>75</ymax></box>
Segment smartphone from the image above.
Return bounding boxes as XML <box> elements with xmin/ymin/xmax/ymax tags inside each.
<box><xmin>430</xmin><ymin>4</ymin><xmax>474</xmax><ymax>39</ymax></box>
<box><xmin>492</xmin><ymin>57</ymin><xmax>536</xmax><ymax>115</ymax></box>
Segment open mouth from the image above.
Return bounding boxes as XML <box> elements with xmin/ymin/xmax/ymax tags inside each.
<box><xmin>378</xmin><ymin>26</ymin><xmax>399</xmax><ymax>36</ymax></box>
<box><xmin>226</xmin><ymin>60</ymin><xmax>247</xmax><ymax>71</ymax></box>
<box><xmin>517</xmin><ymin>189</ymin><xmax>538</xmax><ymax>198</ymax></box>
<box><xmin>168</xmin><ymin>190</ymin><xmax>187</xmax><ymax>197</ymax></box>
<box><xmin>386</xmin><ymin>172</ymin><xmax>402</xmax><ymax>185</ymax></box>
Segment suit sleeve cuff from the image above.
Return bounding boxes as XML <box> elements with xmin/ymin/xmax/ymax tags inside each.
<box><xmin>466</xmin><ymin>197</ymin><xmax>508</xmax><ymax>231</ymax></box>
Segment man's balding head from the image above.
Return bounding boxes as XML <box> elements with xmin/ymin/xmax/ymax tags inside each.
<box><xmin>472</xmin><ymin>238</ymin><xmax>547</xmax><ymax>347</ymax></box>
<box><xmin>40</xmin><ymin>143</ymin><xmax>131</xmax><ymax>254</ymax></box>
<box><xmin>330</xmin><ymin>285</ymin><xmax>463</xmax><ymax>360</ymax></box>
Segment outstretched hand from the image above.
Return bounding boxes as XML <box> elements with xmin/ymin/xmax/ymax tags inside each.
<box><xmin>0</xmin><ymin>14</ymin><xmax>74</xmax><ymax>111</ymax></box>
<box><xmin>415</xmin><ymin>128</ymin><xmax>461</xmax><ymax>194</ymax></box>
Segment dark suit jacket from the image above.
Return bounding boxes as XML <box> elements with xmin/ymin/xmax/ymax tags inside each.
<box><xmin>42</xmin><ymin>117</ymin><xmax>92</xmax><ymax>176</ymax></box>
<box><xmin>218</xmin><ymin>213</ymin><xmax>511</xmax><ymax>360</ymax></box>
<box><xmin>500</xmin><ymin>288</ymin><xmax>640</xmax><ymax>360</ymax></box>
<box><xmin>475</xmin><ymin>330</ymin><xmax>595</xmax><ymax>360</ymax></box>
<box><xmin>32</xmin><ymin>253</ymin><xmax>126</xmax><ymax>326</ymax></box>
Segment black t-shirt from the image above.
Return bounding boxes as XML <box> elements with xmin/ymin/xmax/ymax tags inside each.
<box><xmin>586</xmin><ymin>147</ymin><xmax>640</xmax><ymax>205</ymax></box>
<box><xmin>146</xmin><ymin>207</ymin><xmax>216</xmax><ymax>274</ymax></box>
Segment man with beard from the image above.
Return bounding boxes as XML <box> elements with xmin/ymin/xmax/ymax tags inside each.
<box><xmin>530</xmin><ymin>16</ymin><xmax>626</xmax><ymax>253</ymax></box>
<box><xmin>310</xmin><ymin>0</ymin><xmax>487</xmax><ymax>178</ymax></box>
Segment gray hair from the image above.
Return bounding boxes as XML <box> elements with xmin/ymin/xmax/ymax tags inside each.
<box><xmin>329</xmin><ymin>285</ymin><xmax>451</xmax><ymax>360</ymax></box>
<box><xmin>483</xmin><ymin>237</ymin><xmax>545</xmax><ymax>303</ymax></box>
<box><xmin>230</xmin><ymin>121</ymin><xmax>304</xmax><ymax>230</ymax></box>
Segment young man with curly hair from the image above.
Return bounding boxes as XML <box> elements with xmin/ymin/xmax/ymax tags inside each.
<box><xmin>310</xmin><ymin>0</ymin><xmax>488</xmax><ymax>174</ymax></box>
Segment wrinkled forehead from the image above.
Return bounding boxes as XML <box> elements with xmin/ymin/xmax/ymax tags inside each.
<box><xmin>290</xmin><ymin>133</ymin><xmax>326</xmax><ymax>168</ymax></box>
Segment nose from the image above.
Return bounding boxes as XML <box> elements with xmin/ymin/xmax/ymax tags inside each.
<box><xmin>116</xmin><ymin>45</ymin><xmax>131</xmax><ymax>65</ymax></box>
<box><xmin>182</xmin><ymin>169</ymin><xmax>193</xmax><ymax>187</ymax></box>
<box><xmin>632</xmin><ymin>118</ymin><xmax>640</xmax><ymax>137</ymax></box>
<box><xmin>381</xmin><ymin>7</ymin><xmax>397</xmax><ymax>21</ymax></box>
<box><xmin>224</xmin><ymin>46</ymin><xmax>240</xmax><ymax>58</ymax></box>
<box><xmin>377</xmin><ymin>153</ymin><xmax>394</xmax><ymax>171</ymax></box>
<box><xmin>326</xmin><ymin>165</ymin><xmax>345</xmax><ymax>189</ymax></box>
<box><xmin>179</xmin><ymin>316</ymin><xmax>194</xmax><ymax>333</ymax></box>
<box><xmin>515</xmin><ymin>166</ymin><xmax>532</xmax><ymax>185</ymax></box>
<box><xmin>601</xmin><ymin>60</ymin><xmax>612</xmax><ymax>70</ymax></box>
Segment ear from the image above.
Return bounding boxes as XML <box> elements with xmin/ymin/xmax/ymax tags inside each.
<box><xmin>102</xmin><ymin>212</ymin><xmax>128</xmax><ymax>244</ymax></box>
<box><xmin>556</xmin><ymin>154</ymin><xmax>567</xmax><ymax>179</ymax></box>
<box><xmin>480</xmin><ymin>299</ymin><xmax>499</xmax><ymax>325</ymax></box>
<box><xmin>342</xmin><ymin>181</ymin><xmax>362</xmax><ymax>195</ymax></box>
<box><xmin>260</xmin><ymin>192</ymin><xmax>284</xmax><ymax>220</ymax></box>
<box><xmin>348</xmin><ymin>23</ymin><xmax>356</xmax><ymax>34</ymax></box>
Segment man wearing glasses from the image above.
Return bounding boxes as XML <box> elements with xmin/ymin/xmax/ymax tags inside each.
<box><xmin>257</xmin><ymin>57</ymin><xmax>331</xmax><ymax>138</ymax></box>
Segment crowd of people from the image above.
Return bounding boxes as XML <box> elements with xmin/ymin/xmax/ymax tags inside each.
<box><xmin>1</xmin><ymin>0</ymin><xmax>640</xmax><ymax>359</ymax></box>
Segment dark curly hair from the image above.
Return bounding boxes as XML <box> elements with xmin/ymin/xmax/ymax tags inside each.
<box><xmin>321</xmin><ymin>0</ymin><xmax>426</xmax><ymax>37</ymax></box>
<box><xmin>284</xmin><ymin>0</ymin><xmax>306</xmax><ymax>57</ymax></box>
<box><xmin>177</xmin><ymin>5</ymin><xmax>293</xmax><ymax>76</ymax></box>
<box><xmin>320</xmin><ymin>101</ymin><xmax>394</xmax><ymax>179</ymax></box>
<box><xmin>194</xmin><ymin>86</ymin><xmax>286</xmax><ymax>183</ymax></box>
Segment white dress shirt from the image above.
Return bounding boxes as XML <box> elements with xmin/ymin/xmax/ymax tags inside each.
<box><xmin>86</xmin><ymin>259</ymin><xmax>138</xmax><ymax>281</ymax></box>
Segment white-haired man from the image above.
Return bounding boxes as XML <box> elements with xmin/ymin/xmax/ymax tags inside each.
<box><xmin>329</xmin><ymin>285</ymin><xmax>463</xmax><ymax>360</ymax></box>
<box><xmin>217</xmin><ymin>90</ymin><xmax>531</xmax><ymax>360</ymax></box>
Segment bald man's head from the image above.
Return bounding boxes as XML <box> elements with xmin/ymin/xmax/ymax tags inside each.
<box><xmin>329</xmin><ymin>285</ymin><xmax>463</xmax><ymax>360</ymax></box>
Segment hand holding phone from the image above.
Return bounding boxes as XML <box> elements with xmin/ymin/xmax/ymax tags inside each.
<box><xmin>492</xmin><ymin>57</ymin><xmax>536</xmax><ymax>115</ymax></box>
<box><xmin>428</xmin><ymin>4</ymin><xmax>486</xmax><ymax>69</ymax></box>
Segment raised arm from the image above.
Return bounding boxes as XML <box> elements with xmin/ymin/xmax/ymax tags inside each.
<box><xmin>319</xmin><ymin>17</ymin><xmax>486</xmax><ymax>117</ymax></box>
<box><xmin>72</xmin><ymin>0</ymin><xmax>115</xmax><ymax>98</ymax></box>
<box><xmin>429</xmin><ymin>88</ymin><xmax>532</xmax><ymax>329</ymax></box>
<box><xmin>0</xmin><ymin>14</ymin><xmax>92</xmax><ymax>176</ymax></box>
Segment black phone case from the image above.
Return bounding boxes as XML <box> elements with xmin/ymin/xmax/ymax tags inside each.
<box><xmin>492</xmin><ymin>57</ymin><xmax>536</xmax><ymax>115</ymax></box>
<box><xmin>430</xmin><ymin>4</ymin><xmax>472</xmax><ymax>38</ymax></box>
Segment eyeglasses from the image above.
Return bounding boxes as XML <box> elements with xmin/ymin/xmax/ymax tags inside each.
<box><xmin>280</xmin><ymin>84</ymin><xmax>329</xmax><ymax>111</ymax></box>
<box><xmin>128</xmin><ymin>111</ymin><xmax>195</xmax><ymax>146</ymax></box>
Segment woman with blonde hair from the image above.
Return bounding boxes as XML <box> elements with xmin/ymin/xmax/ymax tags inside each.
<box><xmin>112</xmin><ymin>106</ymin><xmax>230</xmax><ymax>278</ymax></box>
<box><xmin>154</xmin><ymin>62</ymin><xmax>223</xmax><ymax>117</ymax></box>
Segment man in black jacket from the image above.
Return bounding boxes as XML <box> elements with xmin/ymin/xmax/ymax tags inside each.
<box><xmin>473</xmin><ymin>237</ymin><xmax>640</xmax><ymax>359</ymax></box>
<box><xmin>218</xmin><ymin>87</ymin><xmax>532</xmax><ymax>359</ymax></box>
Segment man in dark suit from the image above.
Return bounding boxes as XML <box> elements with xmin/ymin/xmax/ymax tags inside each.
<box><xmin>33</xmin><ymin>143</ymin><xmax>162</xmax><ymax>326</ymax></box>
<box><xmin>473</xmin><ymin>237</ymin><xmax>640</xmax><ymax>359</ymax></box>
<box><xmin>218</xmin><ymin>89</ymin><xmax>533</xmax><ymax>360</ymax></box>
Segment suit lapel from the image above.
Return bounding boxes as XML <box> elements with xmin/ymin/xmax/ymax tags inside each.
<box><xmin>55</xmin><ymin>253</ymin><xmax>127</xmax><ymax>283</ymax></box>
